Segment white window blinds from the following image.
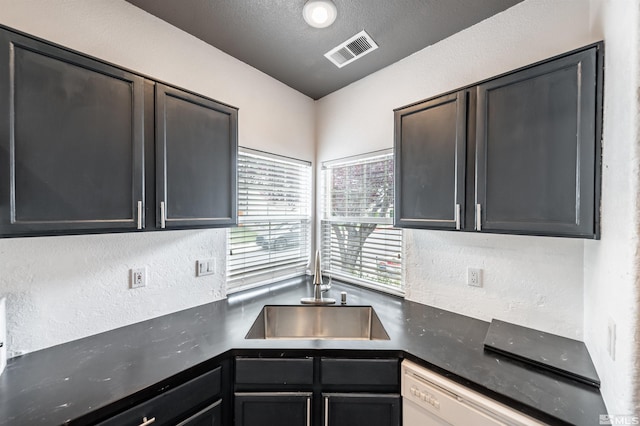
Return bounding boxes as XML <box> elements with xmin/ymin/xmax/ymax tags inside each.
<box><xmin>321</xmin><ymin>150</ymin><xmax>403</xmax><ymax>294</ymax></box>
<box><xmin>227</xmin><ymin>148</ymin><xmax>312</xmax><ymax>290</ymax></box>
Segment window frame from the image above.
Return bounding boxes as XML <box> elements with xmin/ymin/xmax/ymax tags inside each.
<box><xmin>227</xmin><ymin>147</ymin><xmax>312</xmax><ymax>293</ymax></box>
<box><xmin>320</xmin><ymin>149</ymin><xmax>404</xmax><ymax>296</ymax></box>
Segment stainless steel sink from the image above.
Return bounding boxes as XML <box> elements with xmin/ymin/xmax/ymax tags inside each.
<box><xmin>245</xmin><ymin>305</ymin><xmax>390</xmax><ymax>340</ymax></box>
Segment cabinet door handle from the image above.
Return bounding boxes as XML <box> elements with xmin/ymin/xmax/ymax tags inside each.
<box><xmin>137</xmin><ymin>201</ymin><xmax>143</xmax><ymax>230</ymax></box>
<box><xmin>455</xmin><ymin>204</ymin><xmax>461</xmax><ymax>230</ymax></box>
<box><xmin>476</xmin><ymin>204</ymin><xmax>482</xmax><ymax>231</ymax></box>
<box><xmin>306</xmin><ymin>396</ymin><xmax>311</xmax><ymax>426</ymax></box>
<box><xmin>138</xmin><ymin>417</ymin><xmax>156</xmax><ymax>426</ymax></box>
<box><xmin>160</xmin><ymin>201</ymin><xmax>166</xmax><ymax>229</ymax></box>
<box><xmin>324</xmin><ymin>396</ymin><xmax>329</xmax><ymax>426</ymax></box>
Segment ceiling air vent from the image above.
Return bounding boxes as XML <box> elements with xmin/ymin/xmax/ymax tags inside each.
<box><xmin>324</xmin><ymin>30</ymin><xmax>378</xmax><ymax>68</ymax></box>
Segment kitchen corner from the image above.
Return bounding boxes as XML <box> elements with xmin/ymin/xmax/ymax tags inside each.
<box><xmin>0</xmin><ymin>0</ymin><xmax>638</xmax><ymax>423</ymax></box>
<box><xmin>0</xmin><ymin>277</ymin><xmax>606</xmax><ymax>425</ymax></box>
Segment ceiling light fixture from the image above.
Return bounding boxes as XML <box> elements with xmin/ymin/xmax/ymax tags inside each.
<box><xmin>303</xmin><ymin>0</ymin><xmax>337</xmax><ymax>29</ymax></box>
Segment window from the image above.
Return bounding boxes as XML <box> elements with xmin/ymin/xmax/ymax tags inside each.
<box><xmin>227</xmin><ymin>148</ymin><xmax>312</xmax><ymax>291</ymax></box>
<box><xmin>321</xmin><ymin>149</ymin><xmax>403</xmax><ymax>294</ymax></box>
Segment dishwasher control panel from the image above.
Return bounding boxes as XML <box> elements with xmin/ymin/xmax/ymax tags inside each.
<box><xmin>401</xmin><ymin>360</ymin><xmax>545</xmax><ymax>426</ymax></box>
<box><xmin>408</xmin><ymin>383</ymin><xmax>441</xmax><ymax>410</ymax></box>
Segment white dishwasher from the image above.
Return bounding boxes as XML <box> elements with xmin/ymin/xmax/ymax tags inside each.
<box><xmin>401</xmin><ymin>360</ymin><xmax>546</xmax><ymax>426</ymax></box>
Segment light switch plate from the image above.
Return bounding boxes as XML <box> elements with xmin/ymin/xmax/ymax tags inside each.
<box><xmin>196</xmin><ymin>259</ymin><xmax>216</xmax><ymax>277</ymax></box>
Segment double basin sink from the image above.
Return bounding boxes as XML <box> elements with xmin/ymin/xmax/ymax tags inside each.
<box><xmin>245</xmin><ymin>305</ymin><xmax>390</xmax><ymax>340</ymax></box>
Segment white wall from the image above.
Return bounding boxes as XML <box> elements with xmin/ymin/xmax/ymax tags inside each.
<box><xmin>584</xmin><ymin>0</ymin><xmax>640</xmax><ymax>415</ymax></box>
<box><xmin>0</xmin><ymin>0</ymin><xmax>315</xmax><ymax>355</ymax></box>
<box><xmin>316</xmin><ymin>0</ymin><xmax>601</xmax><ymax>340</ymax></box>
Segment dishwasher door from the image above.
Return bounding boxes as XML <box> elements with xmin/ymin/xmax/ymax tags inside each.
<box><xmin>401</xmin><ymin>360</ymin><xmax>545</xmax><ymax>426</ymax></box>
<box><xmin>404</xmin><ymin>397</ymin><xmax>452</xmax><ymax>426</ymax></box>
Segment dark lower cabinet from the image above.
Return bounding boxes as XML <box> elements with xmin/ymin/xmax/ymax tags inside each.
<box><xmin>155</xmin><ymin>83</ymin><xmax>237</xmax><ymax>229</ymax></box>
<box><xmin>323</xmin><ymin>393</ymin><xmax>401</xmax><ymax>426</ymax></box>
<box><xmin>234</xmin><ymin>392</ymin><xmax>312</xmax><ymax>426</ymax></box>
<box><xmin>234</xmin><ymin>357</ymin><xmax>314</xmax><ymax>426</ymax></box>
<box><xmin>178</xmin><ymin>400</ymin><xmax>222</xmax><ymax>426</ymax></box>
<box><xmin>233</xmin><ymin>357</ymin><xmax>400</xmax><ymax>426</ymax></box>
<box><xmin>235</xmin><ymin>357</ymin><xmax>314</xmax><ymax>386</ymax></box>
<box><xmin>320</xmin><ymin>358</ymin><xmax>399</xmax><ymax>390</ymax></box>
<box><xmin>0</xmin><ymin>27</ymin><xmax>145</xmax><ymax>236</ymax></box>
<box><xmin>97</xmin><ymin>367</ymin><xmax>222</xmax><ymax>426</ymax></box>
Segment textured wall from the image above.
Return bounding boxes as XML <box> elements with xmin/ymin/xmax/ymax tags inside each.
<box><xmin>404</xmin><ymin>232</ymin><xmax>584</xmax><ymax>338</ymax></box>
<box><xmin>316</xmin><ymin>0</ymin><xmax>600</xmax><ymax>340</ymax></box>
<box><xmin>0</xmin><ymin>0</ymin><xmax>315</xmax><ymax>355</ymax></box>
<box><xmin>0</xmin><ymin>230</ymin><xmax>226</xmax><ymax>355</ymax></box>
<box><xmin>584</xmin><ymin>0</ymin><xmax>640</xmax><ymax>415</ymax></box>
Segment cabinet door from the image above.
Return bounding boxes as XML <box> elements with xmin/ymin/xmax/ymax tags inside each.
<box><xmin>97</xmin><ymin>367</ymin><xmax>221</xmax><ymax>426</ymax></box>
<box><xmin>323</xmin><ymin>393</ymin><xmax>400</xmax><ymax>426</ymax></box>
<box><xmin>0</xmin><ymin>28</ymin><xmax>145</xmax><ymax>236</ymax></box>
<box><xmin>234</xmin><ymin>392</ymin><xmax>311</xmax><ymax>426</ymax></box>
<box><xmin>321</xmin><ymin>358</ymin><xmax>399</xmax><ymax>392</ymax></box>
<box><xmin>155</xmin><ymin>83</ymin><xmax>237</xmax><ymax>229</ymax></box>
<box><xmin>235</xmin><ymin>357</ymin><xmax>314</xmax><ymax>388</ymax></box>
<box><xmin>475</xmin><ymin>47</ymin><xmax>599</xmax><ymax>237</ymax></box>
<box><xmin>394</xmin><ymin>91</ymin><xmax>466</xmax><ymax>229</ymax></box>
<box><xmin>177</xmin><ymin>399</ymin><xmax>222</xmax><ymax>426</ymax></box>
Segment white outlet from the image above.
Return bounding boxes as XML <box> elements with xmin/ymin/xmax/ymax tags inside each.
<box><xmin>607</xmin><ymin>317</ymin><xmax>616</xmax><ymax>360</ymax></box>
<box><xmin>130</xmin><ymin>267</ymin><xmax>147</xmax><ymax>289</ymax></box>
<box><xmin>196</xmin><ymin>258</ymin><xmax>216</xmax><ymax>277</ymax></box>
<box><xmin>467</xmin><ymin>268</ymin><xmax>482</xmax><ymax>287</ymax></box>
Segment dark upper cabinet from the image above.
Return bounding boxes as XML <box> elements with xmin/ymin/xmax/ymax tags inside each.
<box><xmin>475</xmin><ymin>48</ymin><xmax>598</xmax><ymax>237</ymax></box>
<box><xmin>156</xmin><ymin>84</ymin><xmax>237</xmax><ymax>229</ymax></box>
<box><xmin>0</xmin><ymin>28</ymin><xmax>145</xmax><ymax>236</ymax></box>
<box><xmin>394</xmin><ymin>91</ymin><xmax>466</xmax><ymax>230</ymax></box>
<box><xmin>0</xmin><ymin>26</ymin><xmax>238</xmax><ymax>237</ymax></box>
<box><xmin>394</xmin><ymin>44</ymin><xmax>602</xmax><ymax>238</ymax></box>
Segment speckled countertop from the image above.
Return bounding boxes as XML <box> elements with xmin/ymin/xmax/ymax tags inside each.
<box><xmin>0</xmin><ymin>277</ymin><xmax>606</xmax><ymax>425</ymax></box>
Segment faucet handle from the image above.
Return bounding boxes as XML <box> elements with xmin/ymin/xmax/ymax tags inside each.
<box><xmin>320</xmin><ymin>272</ymin><xmax>332</xmax><ymax>292</ymax></box>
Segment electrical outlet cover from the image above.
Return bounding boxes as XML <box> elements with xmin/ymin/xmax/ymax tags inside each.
<box><xmin>467</xmin><ymin>268</ymin><xmax>482</xmax><ymax>287</ymax></box>
<box><xmin>130</xmin><ymin>267</ymin><xmax>147</xmax><ymax>289</ymax></box>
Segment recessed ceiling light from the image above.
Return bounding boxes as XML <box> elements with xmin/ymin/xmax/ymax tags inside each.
<box><xmin>303</xmin><ymin>0</ymin><xmax>337</xmax><ymax>29</ymax></box>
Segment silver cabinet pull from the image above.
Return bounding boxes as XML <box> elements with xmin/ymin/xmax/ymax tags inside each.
<box><xmin>455</xmin><ymin>204</ymin><xmax>461</xmax><ymax>230</ymax></box>
<box><xmin>137</xmin><ymin>201</ymin><xmax>143</xmax><ymax>230</ymax></box>
<box><xmin>306</xmin><ymin>396</ymin><xmax>311</xmax><ymax>426</ymax></box>
<box><xmin>476</xmin><ymin>204</ymin><xmax>482</xmax><ymax>231</ymax></box>
<box><xmin>139</xmin><ymin>417</ymin><xmax>155</xmax><ymax>426</ymax></box>
<box><xmin>324</xmin><ymin>396</ymin><xmax>329</xmax><ymax>426</ymax></box>
<box><xmin>160</xmin><ymin>201</ymin><xmax>166</xmax><ymax>229</ymax></box>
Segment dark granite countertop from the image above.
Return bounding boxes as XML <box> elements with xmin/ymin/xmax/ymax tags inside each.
<box><xmin>0</xmin><ymin>277</ymin><xmax>606</xmax><ymax>425</ymax></box>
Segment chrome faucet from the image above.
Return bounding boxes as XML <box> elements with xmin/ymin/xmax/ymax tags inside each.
<box><xmin>301</xmin><ymin>250</ymin><xmax>335</xmax><ymax>305</ymax></box>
